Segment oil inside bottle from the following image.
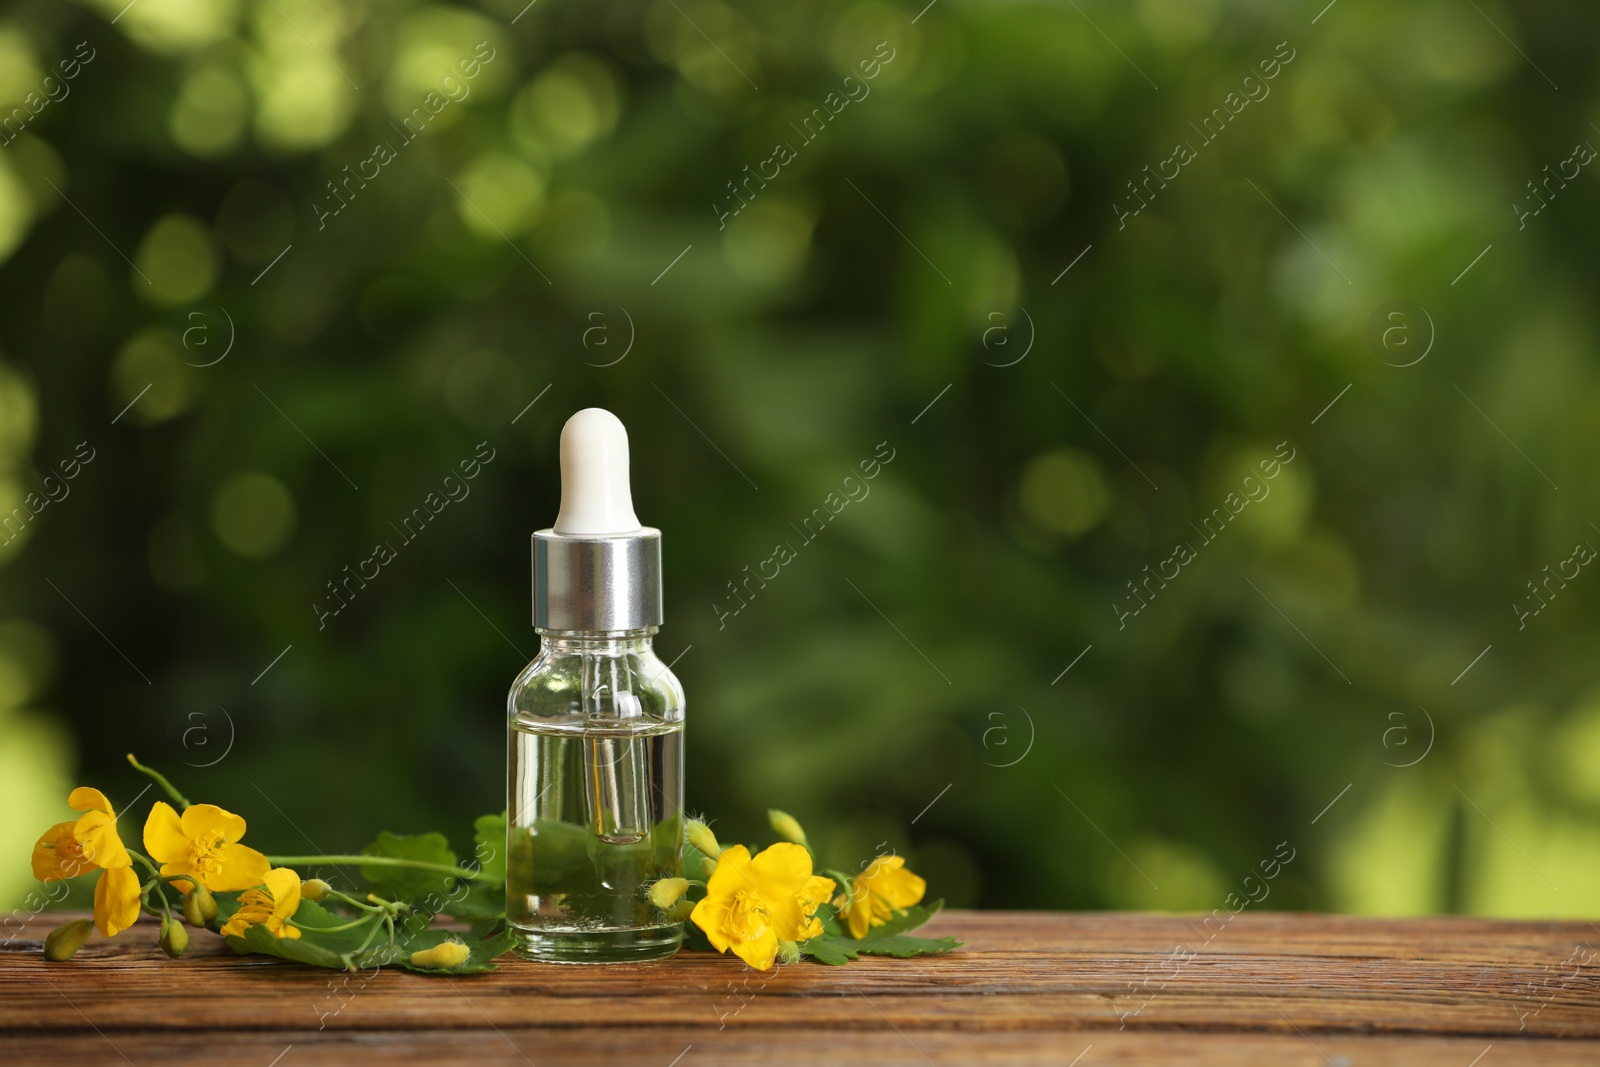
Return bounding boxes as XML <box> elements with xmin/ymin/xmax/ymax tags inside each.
<box><xmin>507</xmin><ymin>719</ymin><xmax>684</xmax><ymax>962</ymax></box>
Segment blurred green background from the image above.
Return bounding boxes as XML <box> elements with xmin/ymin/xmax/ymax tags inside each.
<box><xmin>2</xmin><ymin>0</ymin><xmax>1598</xmax><ymax>920</ymax></box>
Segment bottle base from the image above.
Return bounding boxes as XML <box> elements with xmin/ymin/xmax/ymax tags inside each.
<box><xmin>511</xmin><ymin>923</ymin><xmax>684</xmax><ymax>963</ymax></box>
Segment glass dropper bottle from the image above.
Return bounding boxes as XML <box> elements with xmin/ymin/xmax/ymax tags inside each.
<box><xmin>505</xmin><ymin>408</ymin><xmax>685</xmax><ymax>962</ymax></box>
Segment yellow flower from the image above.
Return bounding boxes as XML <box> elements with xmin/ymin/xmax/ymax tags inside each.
<box><xmin>33</xmin><ymin>788</ymin><xmax>131</xmax><ymax>879</ymax></box>
<box><xmin>220</xmin><ymin>867</ymin><xmax>303</xmax><ymax>941</ymax></box>
<box><xmin>32</xmin><ymin>788</ymin><xmax>141</xmax><ymax>937</ymax></box>
<box><xmin>144</xmin><ymin>801</ymin><xmax>270</xmax><ymax>893</ymax></box>
<box><xmin>690</xmin><ymin>843</ymin><xmax>835</xmax><ymax>971</ymax></box>
<box><xmin>648</xmin><ymin>876</ymin><xmax>690</xmax><ymax>909</ymax></box>
<box><xmin>841</xmin><ymin>855</ymin><xmax>926</xmax><ymax>939</ymax></box>
<box><xmin>409</xmin><ymin>940</ymin><xmax>471</xmax><ymax>970</ymax></box>
<box><xmin>92</xmin><ymin>868</ymin><xmax>143</xmax><ymax>939</ymax></box>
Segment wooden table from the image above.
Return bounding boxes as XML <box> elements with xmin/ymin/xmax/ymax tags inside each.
<box><xmin>3</xmin><ymin>910</ymin><xmax>1598</xmax><ymax>1065</ymax></box>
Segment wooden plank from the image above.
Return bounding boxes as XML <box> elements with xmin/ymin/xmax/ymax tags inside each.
<box><xmin>0</xmin><ymin>1030</ymin><xmax>1585</xmax><ymax>1066</ymax></box>
<box><xmin>3</xmin><ymin>909</ymin><xmax>1597</xmax><ymax>1064</ymax></box>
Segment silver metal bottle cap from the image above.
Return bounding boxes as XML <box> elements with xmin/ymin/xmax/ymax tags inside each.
<box><xmin>532</xmin><ymin>529</ymin><xmax>662</xmax><ymax>632</ymax></box>
<box><xmin>533</xmin><ymin>408</ymin><xmax>661</xmax><ymax>632</ymax></box>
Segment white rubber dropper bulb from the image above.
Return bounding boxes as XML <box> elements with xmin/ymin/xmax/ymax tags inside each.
<box><xmin>552</xmin><ymin>408</ymin><xmax>642</xmax><ymax>535</ymax></box>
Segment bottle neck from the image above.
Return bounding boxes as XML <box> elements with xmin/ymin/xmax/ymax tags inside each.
<box><xmin>537</xmin><ymin>630</ymin><xmax>656</xmax><ymax>655</ymax></box>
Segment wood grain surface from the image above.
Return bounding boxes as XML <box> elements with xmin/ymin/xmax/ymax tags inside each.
<box><xmin>3</xmin><ymin>909</ymin><xmax>1598</xmax><ymax>1065</ymax></box>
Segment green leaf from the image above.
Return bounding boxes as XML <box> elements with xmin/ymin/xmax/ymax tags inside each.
<box><xmin>227</xmin><ymin>896</ymin><xmax>516</xmax><ymax>974</ymax></box>
<box><xmin>360</xmin><ymin>831</ymin><xmax>458</xmax><ymax>906</ymax></box>
<box><xmin>804</xmin><ymin>934</ymin><xmax>853</xmax><ymax>965</ymax></box>
<box><xmin>225</xmin><ymin>898</ymin><xmax>383</xmax><ymax>970</ymax></box>
<box><xmin>472</xmin><ymin>813</ymin><xmax>507</xmax><ymax>888</ymax></box>
<box><xmin>804</xmin><ymin>929</ymin><xmax>962</xmax><ymax>965</ymax></box>
<box><xmin>390</xmin><ymin>923</ymin><xmax>516</xmax><ymax>975</ymax></box>
<box><xmin>803</xmin><ymin>899</ymin><xmax>961</xmax><ymax>965</ymax></box>
<box><xmin>867</xmin><ymin>899</ymin><xmax>949</xmax><ymax>939</ymax></box>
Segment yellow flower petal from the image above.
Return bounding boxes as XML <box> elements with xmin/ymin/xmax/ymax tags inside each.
<box><xmin>206</xmin><ymin>843</ymin><xmax>271</xmax><ymax>892</ymax></box>
<box><xmin>690</xmin><ymin>896</ymin><xmax>734</xmax><ymax>953</ymax></box>
<box><xmin>180</xmin><ymin>803</ymin><xmax>249</xmax><ymax>845</ymax></box>
<box><xmin>841</xmin><ymin>855</ymin><xmax>926</xmax><ymax>938</ymax></box>
<box><xmin>143</xmin><ymin>802</ymin><xmax>188</xmax><ymax>866</ymax></box>
<box><xmin>703</xmin><ymin>843</ymin><xmax>751</xmax><ymax>899</ymax></box>
<box><xmin>73</xmin><ymin>810</ymin><xmax>132</xmax><ymax>870</ymax></box>
<box><xmin>861</xmin><ymin>855</ymin><xmax>897</xmax><ymax>880</ymax></box>
<box><xmin>745</xmin><ymin>843</ymin><xmax>813</xmax><ymax>899</ymax></box>
<box><xmin>729</xmin><ymin>928</ymin><xmax>779</xmax><ymax>971</ymax></box>
<box><xmin>796</xmin><ymin>912</ymin><xmax>825</xmax><ymax>942</ymax></box>
<box><xmin>263</xmin><ymin>867</ymin><xmax>302</xmax><ymax>928</ymax></box>
<box><xmin>799</xmin><ymin>875</ymin><xmax>835</xmax><ymax>910</ymax></box>
<box><xmin>860</xmin><ymin>856</ymin><xmax>925</xmax><ymax>909</ymax></box>
<box><xmin>221</xmin><ymin>867</ymin><xmax>302</xmax><ymax>940</ymax></box>
<box><xmin>68</xmin><ymin>787</ymin><xmax>115</xmax><ymax>816</ymax></box>
<box><xmin>845</xmin><ymin>884</ymin><xmax>873</xmax><ymax>939</ymax></box>
<box><xmin>218</xmin><ymin>906</ymin><xmax>254</xmax><ymax>939</ymax></box>
<box><xmin>692</xmin><ymin>843</ymin><xmax>831</xmax><ymax>966</ymax></box>
<box><xmin>94</xmin><ymin>866</ymin><xmax>142</xmax><ymax>937</ymax></box>
<box><xmin>33</xmin><ymin>821</ymin><xmax>91</xmax><ymax>882</ymax></box>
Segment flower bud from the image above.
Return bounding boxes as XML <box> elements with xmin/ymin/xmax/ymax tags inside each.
<box><xmin>649</xmin><ymin>877</ymin><xmax>690</xmax><ymax>909</ymax></box>
<box><xmin>686</xmin><ymin>819</ymin><xmax>722</xmax><ymax>858</ymax></box>
<box><xmin>302</xmin><ymin>879</ymin><xmax>332</xmax><ymax>902</ymax></box>
<box><xmin>776</xmin><ymin>939</ymin><xmax>802</xmax><ymax>965</ymax></box>
<box><xmin>183</xmin><ymin>883</ymin><xmax>218</xmax><ymax>925</ymax></box>
<box><xmin>767</xmin><ymin>809</ymin><xmax>808</xmax><ymax>847</ymax></box>
<box><xmin>160</xmin><ymin>917</ymin><xmax>189</xmax><ymax>959</ymax></box>
<box><xmin>701</xmin><ymin>855</ymin><xmax>718</xmax><ymax>877</ymax></box>
<box><xmin>666</xmin><ymin>899</ymin><xmax>696</xmax><ymax>923</ymax></box>
<box><xmin>44</xmin><ymin>918</ymin><xmax>94</xmax><ymax>962</ymax></box>
<box><xmin>408</xmin><ymin>940</ymin><xmax>471</xmax><ymax>970</ymax></box>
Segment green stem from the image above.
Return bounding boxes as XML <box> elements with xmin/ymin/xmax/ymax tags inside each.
<box><xmin>126</xmin><ymin>754</ymin><xmax>190</xmax><ymax>810</ymax></box>
<box><xmin>342</xmin><ymin>912</ymin><xmax>389</xmax><ymax>971</ymax></box>
<box><xmin>131</xmin><ymin>853</ymin><xmax>174</xmax><ymax>921</ymax></box>
<box><xmin>131</xmin><ymin>852</ymin><xmax>163</xmax><ymax>883</ymax></box>
<box><xmin>266</xmin><ymin>855</ymin><xmax>490</xmax><ymax>882</ymax></box>
<box><xmin>323</xmin><ymin>888</ymin><xmax>385</xmax><ymax>914</ymax></box>
<box><xmin>292</xmin><ymin>914</ymin><xmax>379</xmax><ymax>934</ymax></box>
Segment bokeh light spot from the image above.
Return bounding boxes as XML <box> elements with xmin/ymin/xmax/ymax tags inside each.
<box><xmin>133</xmin><ymin>215</ymin><xmax>218</xmax><ymax>305</ymax></box>
<box><xmin>210</xmin><ymin>471</ymin><xmax>297</xmax><ymax>558</ymax></box>
<box><xmin>1019</xmin><ymin>449</ymin><xmax>1111</xmax><ymax>538</ymax></box>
